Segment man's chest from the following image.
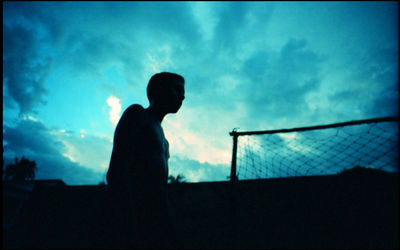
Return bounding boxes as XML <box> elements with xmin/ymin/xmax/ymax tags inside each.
<box><xmin>143</xmin><ymin>123</ymin><xmax>170</xmax><ymax>160</ymax></box>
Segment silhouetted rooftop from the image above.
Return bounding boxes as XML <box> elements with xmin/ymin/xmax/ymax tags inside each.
<box><xmin>3</xmin><ymin>170</ymin><xmax>398</xmax><ymax>249</ymax></box>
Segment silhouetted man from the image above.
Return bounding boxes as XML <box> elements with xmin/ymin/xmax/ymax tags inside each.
<box><xmin>106</xmin><ymin>72</ymin><xmax>185</xmax><ymax>248</ymax></box>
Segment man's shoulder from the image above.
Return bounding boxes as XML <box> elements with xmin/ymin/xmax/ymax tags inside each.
<box><xmin>117</xmin><ymin>104</ymin><xmax>145</xmax><ymax>128</ymax></box>
<box><xmin>122</xmin><ymin>104</ymin><xmax>145</xmax><ymax>119</ymax></box>
<box><xmin>125</xmin><ymin>104</ymin><xmax>145</xmax><ymax>113</ymax></box>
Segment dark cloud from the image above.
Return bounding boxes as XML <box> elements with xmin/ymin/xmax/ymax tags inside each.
<box><xmin>212</xmin><ymin>2</ymin><xmax>275</xmax><ymax>54</ymax></box>
<box><xmin>239</xmin><ymin>39</ymin><xmax>324</xmax><ymax>128</ymax></box>
<box><xmin>366</xmin><ymin>83</ymin><xmax>399</xmax><ymax>117</ymax></box>
<box><xmin>3</xmin><ymin>2</ymin><xmax>203</xmax><ymax>89</ymax></box>
<box><xmin>212</xmin><ymin>2</ymin><xmax>252</xmax><ymax>51</ymax></box>
<box><xmin>3</xmin><ymin>119</ymin><xmax>104</xmax><ymax>185</ymax></box>
<box><xmin>61</xmin><ymin>34</ymin><xmax>129</xmax><ymax>76</ymax></box>
<box><xmin>3</xmin><ymin>2</ymin><xmax>69</xmax><ymax>116</ymax></box>
<box><xmin>328</xmin><ymin>46</ymin><xmax>399</xmax><ymax>119</ymax></box>
<box><xmin>169</xmin><ymin>38</ymin><xmax>325</xmax><ymax>147</ymax></box>
<box><xmin>3</xmin><ymin>22</ymin><xmax>51</xmax><ymax>115</ymax></box>
<box><xmin>99</xmin><ymin>2</ymin><xmax>201</xmax><ymax>41</ymax></box>
<box><xmin>3</xmin><ymin>119</ymin><xmax>63</xmax><ymax>156</ymax></box>
<box><xmin>357</xmin><ymin>47</ymin><xmax>399</xmax><ymax>118</ymax></box>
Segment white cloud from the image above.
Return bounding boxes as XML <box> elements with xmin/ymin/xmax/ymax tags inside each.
<box><xmin>62</xmin><ymin>153</ymin><xmax>76</xmax><ymax>162</ymax></box>
<box><xmin>106</xmin><ymin>96</ymin><xmax>121</xmax><ymax>126</ymax></box>
<box><xmin>163</xmin><ymin>115</ymin><xmax>232</xmax><ymax>166</ymax></box>
<box><xmin>80</xmin><ymin>129</ymin><xmax>86</xmax><ymax>138</ymax></box>
<box><xmin>55</xmin><ymin>129</ymin><xmax>113</xmax><ymax>173</ymax></box>
<box><xmin>22</xmin><ymin>114</ymin><xmax>39</xmax><ymax>122</ymax></box>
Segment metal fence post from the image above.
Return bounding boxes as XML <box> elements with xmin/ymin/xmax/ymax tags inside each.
<box><xmin>230</xmin><ymin>130</ymin><xmax>238</xmax><ymax>183</ymax></box>
<box><xmin>229</xmin><ymin>129</ymin><xmax>239</xmax><ymax>248</ymax></box>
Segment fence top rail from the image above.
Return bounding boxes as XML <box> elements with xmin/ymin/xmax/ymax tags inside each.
<box><xmin>230</xmin><ymin>116</ymin><xmax>398</xmax><ymax>136</ymax></box>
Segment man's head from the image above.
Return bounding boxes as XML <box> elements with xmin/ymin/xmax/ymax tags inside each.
<box><xmin>147</xmin><ymin>72</ymin><xmax>185</xmax><ymax>113</ymax></box>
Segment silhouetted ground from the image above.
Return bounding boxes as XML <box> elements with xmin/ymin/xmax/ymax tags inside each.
<box><xmin>3</xmin><ymin>168</ymin><xmax>398</xmax><ymax>249</ymax></box>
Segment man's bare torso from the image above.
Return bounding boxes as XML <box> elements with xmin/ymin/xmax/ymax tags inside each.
<box><xmin>141</xmin><ymin>108</ymin><xmax>170</xmax><ymax>183</ymax></box>
<box><xmin>107</xmin><ymin>104</ymin><xmax>170</xmax><ymax>187</ymax></box>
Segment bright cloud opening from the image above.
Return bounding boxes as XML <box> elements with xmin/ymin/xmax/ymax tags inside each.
<box><xmin>106</xmin><ymin>96</ymin><xmax>121</xmax><ymax>126</ymax></box>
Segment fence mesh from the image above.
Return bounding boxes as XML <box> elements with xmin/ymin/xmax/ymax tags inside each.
<box><xmin>235</xmin><ymin>118</ymin><xmax>398</xmax><ymax>180</ymax></box>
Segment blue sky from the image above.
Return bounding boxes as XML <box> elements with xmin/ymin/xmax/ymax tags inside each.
<box><xmin>3</xmin><ymin>1</ymin><xmax>398</xmax><ymax>185</ymax></box>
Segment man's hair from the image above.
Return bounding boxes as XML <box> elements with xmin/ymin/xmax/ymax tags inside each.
<box><xmin>147</xmin><ymin>72</ymin><xmax>184</xmax><ymax>102</ymax></box>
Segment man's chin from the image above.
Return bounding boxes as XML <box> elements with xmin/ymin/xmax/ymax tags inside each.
<box><xmin>172</xmin><ymin>103</ymin><xmax>182</xmax><ymax>113</ymax></box>
<box><xmin>171</xmin><ymin>107</ymin><xmax>180</xmax><ymax>113</ymax></box>
<box><xmin>164</xmin><ymin>103</ymin><xmax>182</xmax><ymax>114</ymax></box>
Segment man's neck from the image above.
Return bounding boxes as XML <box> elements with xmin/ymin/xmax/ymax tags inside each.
<box><xmin>146</xmin><ymin>105</ymin><xmax>166</xmax><ymax>123</ymax></box>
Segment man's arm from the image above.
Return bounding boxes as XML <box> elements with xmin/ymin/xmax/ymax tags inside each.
<box><xmin>108</xmin><ymin>105</ymin><xmax>168</xmax><ymax>195</ymax></box>
<box><xmin>107</xmin><ymin>105</ymin><xmax>143</xmax><ymax>187</ymax></box>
